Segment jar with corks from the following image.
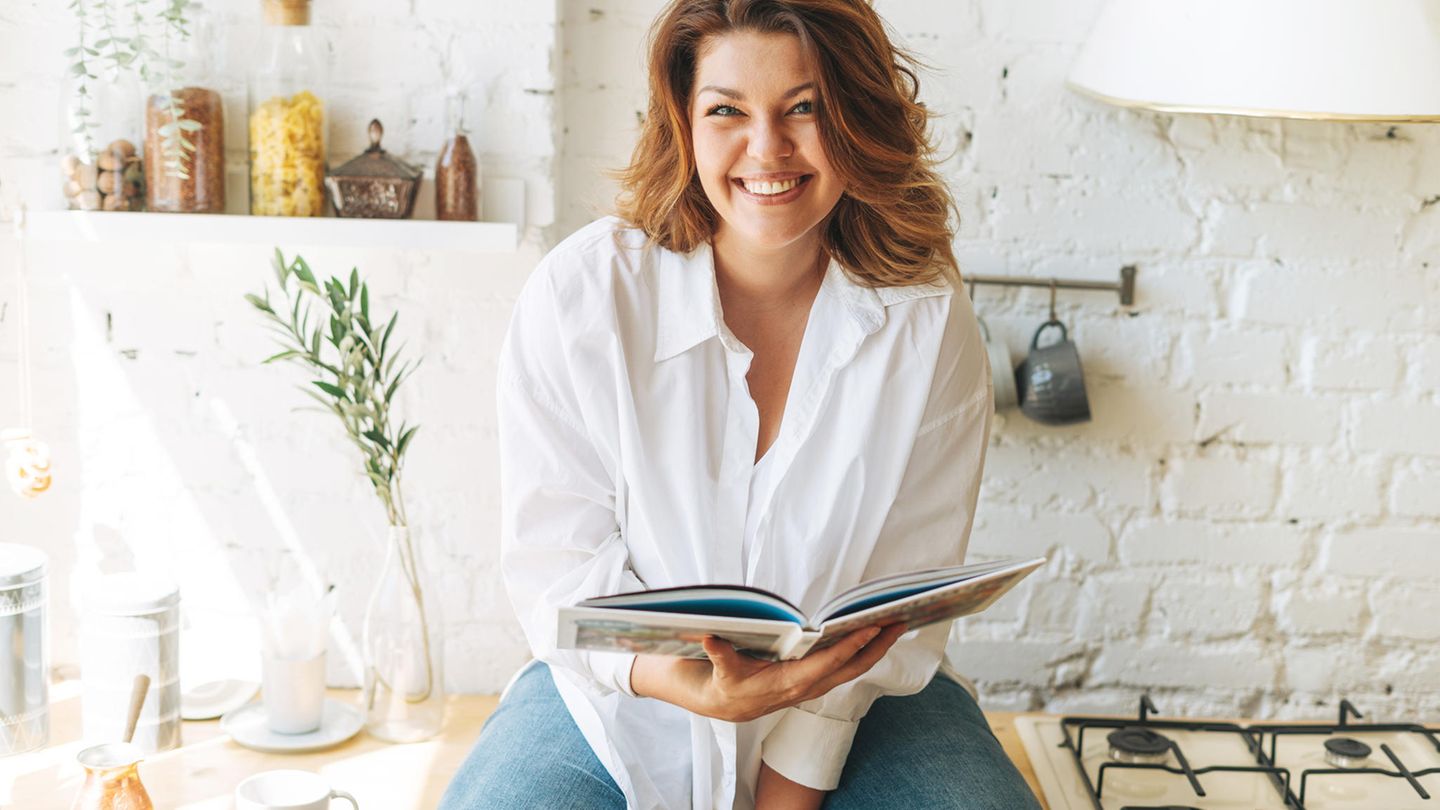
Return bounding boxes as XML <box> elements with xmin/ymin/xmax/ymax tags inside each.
<box><xmin>247</xmin><ymin>0</ymin><xmax>329</xmax><ymax>217</ymax></box>
<box><xmin>61</xmin><ymin>70</ymin><xmax>144</xmax><ymax>212</ymax></box>
<box><xmin>143</xmin><ymin>15</ymin><xmax>226</xmax><ymax>214</ymax></box>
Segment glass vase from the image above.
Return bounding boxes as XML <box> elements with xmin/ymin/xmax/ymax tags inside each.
<box><xmin>362</xmin><ymin>525</ymin><xmax>445</xmax><ymax>742</ymax></box>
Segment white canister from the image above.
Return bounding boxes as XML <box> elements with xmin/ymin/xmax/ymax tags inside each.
<box><xmin>0</xmin><ymin>543</ymin><xmax>49</xmax><ymax>755</ymax></box>
<box><xmin>80</xmin><ymin>573</ymin><xmax>181</xmax><ymax>752</ymax></box>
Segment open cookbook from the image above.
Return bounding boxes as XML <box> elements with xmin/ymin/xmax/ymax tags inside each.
<box><xmin>557</xmin><ymin>556</ymin><xmax>1045</xmax><ymax>661</ymax></box>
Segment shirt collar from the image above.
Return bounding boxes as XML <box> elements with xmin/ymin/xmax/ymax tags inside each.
<box><xmin>652</xmin><ymin>240</ymin><xmax>948</xmax><ymax>363</ymax></box>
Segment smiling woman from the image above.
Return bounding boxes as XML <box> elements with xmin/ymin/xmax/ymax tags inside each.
<box><xmin>616</xmin><ymin>0</ymin><xmax>960</xmax><ymax>290</ymax></box>
<box><xmin>438</xmin><ymin>3</ymin><xmax>1037</xmax><ymax>810</ymax></box>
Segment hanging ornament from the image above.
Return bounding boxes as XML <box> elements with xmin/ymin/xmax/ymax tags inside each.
<box><xmin>3</xmin><ymin>429</ymin><xmax>51</xmax><ymax>499</ymax></box>
<box><xmin>4</xmin><ymin>206</ymin><xmax>52</xmax><ymax>499</ymax></box>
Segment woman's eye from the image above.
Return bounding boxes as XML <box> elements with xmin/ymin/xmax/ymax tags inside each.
<box><xmin>790</xmin><ymin>100</ymin><xmax>814</xmax><ymax>114</ymax></box>
<box><xmin>707</xmin><ymin>104</ymin><xmax>741</xmax><ymax>117</ymax></box>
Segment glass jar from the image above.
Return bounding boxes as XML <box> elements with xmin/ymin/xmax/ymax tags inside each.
<box><xmin>362</xmin><ymin>526</ymin><xmax>445</xmax><ymax>742</ymax></box>
<box><xmin>247</xmin><ymin>0</ymin><xmax>328</xmax><ymax>217</ymax></box>
<box><xmin>61</xmin><ymin>68</ymin><xmax>143</xmax><ymax>212</ymax></box>
<box><xmin>143</xmin><ymin>13</ymin><xmax>226</xmax><ymax>214</ymax></box>
<box><xmin>435</xmin><ymin>93</ymin><xmax>479</xmax><ymax>221</ymax></box>
<box><xmin>80</xmin><ymin>574</ymin><xmax>181</xmax><ymax>754</ymax></box>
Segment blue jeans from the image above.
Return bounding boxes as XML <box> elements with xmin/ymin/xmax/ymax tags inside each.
<box><xmin>439</xmin><ymin>662</ymin><xmax>1041</xmax><ymax>809</ymax></box>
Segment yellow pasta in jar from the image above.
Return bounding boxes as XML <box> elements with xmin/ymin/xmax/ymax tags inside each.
<box><xmin>249</xmin><ymin>90</ymin><xmax>326</xmax><ymax>216</ymax></box>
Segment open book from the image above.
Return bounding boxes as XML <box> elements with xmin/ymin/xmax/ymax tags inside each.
<box><xmin>557</xmin><ymin>556</ymin><xmax>1044</xmax><ymax>661</ymax></box>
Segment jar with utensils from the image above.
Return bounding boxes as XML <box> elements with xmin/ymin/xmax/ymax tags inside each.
<box><xmin>0</xmin><ymin>543</ymin><xmax>48</xmax><ymax>755</ymax></box>
<box><xmin>80</xmin><ymin>573</ymin><xmax>181</xmax><ymax>753</ymax></box>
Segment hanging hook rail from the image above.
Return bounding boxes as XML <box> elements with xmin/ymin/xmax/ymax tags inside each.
<box><xmin>964</xmin><ymin>265</ymin><xmax>1136</xmax><ymax>306</ymax></box>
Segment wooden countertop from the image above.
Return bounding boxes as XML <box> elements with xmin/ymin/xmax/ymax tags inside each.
<box><xmin>5</xmin><ymin>683</ymin><xmax>1046</xmax><ymax>809</ymax></box>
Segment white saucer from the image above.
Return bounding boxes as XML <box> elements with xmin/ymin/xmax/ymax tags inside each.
<box><xmin>220</xmin><ymin>699</ymin><xmax>364</xmax><ymax>753</ymax></box>
<box><xmin>182</xmin><ymin>679</ymin><xmax>260</xmax><ymax>721</ymax></box>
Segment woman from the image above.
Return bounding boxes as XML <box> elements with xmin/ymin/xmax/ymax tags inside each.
<box><xmin>441</xmin><ymin>1</ymin><xmax>1040</xmax><ymax>808</ymax></box>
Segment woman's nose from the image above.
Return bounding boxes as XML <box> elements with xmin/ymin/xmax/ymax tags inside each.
<box><xmin>746</xmin><ymin>118</ymin><xmax>794</xmax><ymax>162</ymax></box>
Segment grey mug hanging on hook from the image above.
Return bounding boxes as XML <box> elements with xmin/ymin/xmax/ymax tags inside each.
<box><xmin>1015</xmin><ymin>284</ymin><xmax>1091</xmax><ymax>425</ymax></box>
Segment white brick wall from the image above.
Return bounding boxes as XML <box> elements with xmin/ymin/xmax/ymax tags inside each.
<box><xmin>1</xmin><ymin>0</ymin><xmax>1437</xmax><ymax>725</ymax></box>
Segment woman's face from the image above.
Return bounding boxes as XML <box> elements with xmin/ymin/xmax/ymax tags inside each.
<box><xmin>689</xmin><ymin>31</ymin><xmax>845</xmax><ymax>254</ymax></box>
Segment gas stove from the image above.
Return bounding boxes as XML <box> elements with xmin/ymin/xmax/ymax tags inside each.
<box><xmin>1016</xmin><ymin>696</ymin><xmax>1440</xmax><ymax>809</ymax></box>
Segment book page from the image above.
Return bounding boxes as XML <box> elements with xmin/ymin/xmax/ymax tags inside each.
<box><xmin>559</xmin><ymin>606</ymin><xmax>801</xmax><ymax>660</ymax></box>
<box><xmin>815</xmin><ymin>557</ymin><xmax>1043</xmax><ymax>641</ymax></box>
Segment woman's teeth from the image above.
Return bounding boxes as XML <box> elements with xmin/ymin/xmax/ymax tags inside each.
<box><xmin>742</xmin><ymin>177</ymin><xmax>803</xmax><ymax>195</ymax></box>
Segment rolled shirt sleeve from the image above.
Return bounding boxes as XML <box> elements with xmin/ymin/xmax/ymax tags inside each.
<box><xmin>761</xmin><ymin>295</ymin><xmax>995</xmax><ymax>790</ymax></box>
<box><xmin>498</xmin><ymin>258</ymin><xmax>644</xmax><ymax>697</ymax></box>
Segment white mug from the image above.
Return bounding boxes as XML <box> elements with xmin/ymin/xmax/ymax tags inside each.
<box><xmin>235</xmin><ymin>769</ymin><xmax>358</xmax><ymax>810</ymax></box>
<box><xmin>261</xmin><ymin>651</ymin><xmax>326</xmax><ymax>734</ymax></box>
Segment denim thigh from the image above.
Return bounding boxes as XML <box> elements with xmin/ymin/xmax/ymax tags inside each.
<box><xmin>823</xmin><ymin>676</ymin><xmax>1043</xmax><ymax>810</ymax></box>
<box><xmin>439</xmin><ymin>662</ymin><xmax>627</xmax><ymax>810</ymax></box>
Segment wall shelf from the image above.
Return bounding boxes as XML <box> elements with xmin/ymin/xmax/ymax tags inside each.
<box><xmin>22</xmin><ymin>211</ymin><xmax>520</xmax><ymax>253</ymax></box>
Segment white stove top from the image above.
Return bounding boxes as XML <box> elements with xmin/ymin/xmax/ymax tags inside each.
<box><xmin>1017</xmin><ymin>714</ymin><xmax>1440</xmax><ymax>810</ymax></box>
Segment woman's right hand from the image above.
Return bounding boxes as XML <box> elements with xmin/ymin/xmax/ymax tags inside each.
<box><xmin>630</xmin><ymin>624</ymin><xmax>907</xmax><ymax>723</ymax></box>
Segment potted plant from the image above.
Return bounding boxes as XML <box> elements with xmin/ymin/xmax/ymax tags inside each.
<box><xmin>246</xmin><ymin>251</ymin><xmax>445</xmax><ymax>742</ymax></box>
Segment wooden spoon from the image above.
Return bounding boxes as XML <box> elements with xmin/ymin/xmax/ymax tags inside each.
<box><xmin>122</xmin><ymin>674</ymin><xmax>151</xmax><ymax>744</ymax></box>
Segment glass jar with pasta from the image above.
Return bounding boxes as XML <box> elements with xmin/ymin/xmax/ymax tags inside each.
<box><xmin>247</xmin><ymin>0</ymin><xmax>328</xmax><ymax>217</ymax></box>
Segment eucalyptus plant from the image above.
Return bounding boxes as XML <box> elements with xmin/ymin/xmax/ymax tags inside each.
<box><xmin>247</xmin><ymin>251</ymin><xmax>435</xmax><ymax>706</ymax></box>
<box><xmin>66</xmin><ymin>0</ymin><xmax>201</xmax><ymax>177</ymax></box>
<box><xmin>245</xmin><ymin>250</ymin><xmax>421</xmax><ymax>527</ymax></box>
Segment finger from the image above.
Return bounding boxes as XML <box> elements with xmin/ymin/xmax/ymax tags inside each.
<box><xmin>700</xmin><ymin>635</ymin><xmax>746</xmax><ymax>676</ymax></box>
<box><xmin>809</xmin><ymin>624</ymin><xmax>908</xmax><ymax>696</ymax></box>
<box><xmin>787</xmin><ymin>626</ymin><xmax>883</xmax><ymax>682</ymax></box>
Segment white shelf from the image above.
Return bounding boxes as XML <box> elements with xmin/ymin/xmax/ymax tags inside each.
<box><xmin>23</xmin><ymin>211</ymin><xmax>519</xmax><ymax>253</ymax></box>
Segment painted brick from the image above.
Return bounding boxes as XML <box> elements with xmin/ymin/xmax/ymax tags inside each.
<box><xmin>1353</xmin><ymin>400</ymin><xmax>1440</xmax><ymax>457</ymax></box>
<box><xmin>1210</xmin><ymin>203</ymin><xmax>1400</xmax><ymax>264</ymax></box>
<box><xmin>1162</xmin><ymin>455</ymin><xmax>1280</xmax><ymax>518</ymax></box>
<box><xmin>1174</xmin><ymin>325</ymin><xmax>1289</xmax><ymax>387</ymax></box>
<box><xmin>1279</xmin><ymin>463</ymin><xmax>1384</xmax><ymax>520</ymax></box>
<box><xmin>1323</xmin><ymin>528</ymin><xmax>1440</xmax><ymax>579</ymax></box>
<box><xmin>1075</xmin><ymin>573</ymin><xmax>1151</xmax><ymax>640</ymax></box>
<box><xmin>1409</xmin><ymin>338</ymin><xmax>1440</xmax><ymax>394</ymax></box>
<box><xmin>1274</xmin><ymin>587</ymin><xmax>1366</xmax><ymax>636</ymax></box>
<box><xmin>1235</xmin><ymin>265</ymin><xmax>1429</xmax><ymax>331</ymax></box>
<box><xmin>1370</xmin><ymin>585</ymin><xmax>1440</xmax><ymax>641</ymax></box>
<box><xmin>1025</xmin><ymin>578</ymin><xmax>1082</xmax><ymax>635</ymax></box>
<box><xmin>1392</xmin><ymin>465</ymin><xmax>1440</xmax><ymax>518</ymax></box>
<box><xmin>969</xmin><ymin>507</ymin><xmax>1112</xmax><ymax>562</ymax></box>
<box><xmin>1150</xmin><ymin>575</ymin><xmax>1263</xmax><ymax>641</ymax></box>
<box><xmin>946</xmin><ymin>639</ymin><xmax>1087</xmax><ymax>687</ymax></box>
<box><xmin>1197</xmin><ymin>392</ymin><xmax>1342</xmax><ymax>446</ymax></box>
<box><xmin>1301</xmin><ymin>335</ymin><xmax>1402</xmax><ymax>391</ymax></box>
<box><xmin>1120</xmin><ymin>520</ymin><xmax>1308</xmax><ymax>568</ymax></box>
<box><xmin>1092</xmin><ymin>642</ymin><xmax>1278</xmax><ymax>690</ymax></box>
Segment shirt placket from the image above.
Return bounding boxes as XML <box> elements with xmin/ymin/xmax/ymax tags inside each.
<box><xmin>715</xmin><ymin>335</ymin><xmax>756</xmax><ymax>585</ymax></box>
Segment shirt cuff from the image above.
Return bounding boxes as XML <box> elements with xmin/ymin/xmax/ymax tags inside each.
<box><xmin>762</xmin><ymin>706</ymin><xmax>861</xmax><ymax>791</ymax></box>
<box><xmin>588</xmin><ymin>651</ymin><xmax>638</xmax><ymax>697</ymax></box>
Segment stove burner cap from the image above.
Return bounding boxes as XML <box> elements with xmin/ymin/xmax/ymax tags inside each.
<box><xmin>1107</xmin><ymin>727</ymin><xmax>1173</xmax><ymax>764</ymax></box>
<box><xmin>1324</xmin><ymin>736</ymin><xmax>1372</xmax><ymax>768</ymax></box>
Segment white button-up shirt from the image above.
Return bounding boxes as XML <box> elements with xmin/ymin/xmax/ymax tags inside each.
<box><xmin>497</xmin><ymin>217</ymin><xmax>993</xmax><ymax>810</ymax></box>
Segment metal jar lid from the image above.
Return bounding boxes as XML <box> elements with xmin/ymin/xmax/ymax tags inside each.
<box><xmin>328</xmin><ymin>120</ymin><xmax>422</xmax><ymax>182</ymax></box>
<box><xmin>84</xmin><ymin>572</ymin><xmax>180</xmax><ymax>616</ymax></box>
<box><xmin>0</xmin><ymin>543</ymin><xmax>48</xmax><ymax>589</ymax></box>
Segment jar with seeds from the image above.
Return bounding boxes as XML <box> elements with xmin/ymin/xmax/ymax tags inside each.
<box><xmin>143</xmin><ymin>14</ymin><xmax>226</xmax><ymax>214</ymax></box>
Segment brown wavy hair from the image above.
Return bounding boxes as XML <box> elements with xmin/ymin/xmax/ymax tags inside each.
<box><xmin>614</xmin><ymin>0</ymin><xmax>959</xmax><ymax>288</ymax></box>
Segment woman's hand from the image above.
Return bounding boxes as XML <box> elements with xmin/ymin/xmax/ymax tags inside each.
<box><xmin>631</xmin><ymin>623</ymin><xmax>907</xmax><ymax>723</ymax></box>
